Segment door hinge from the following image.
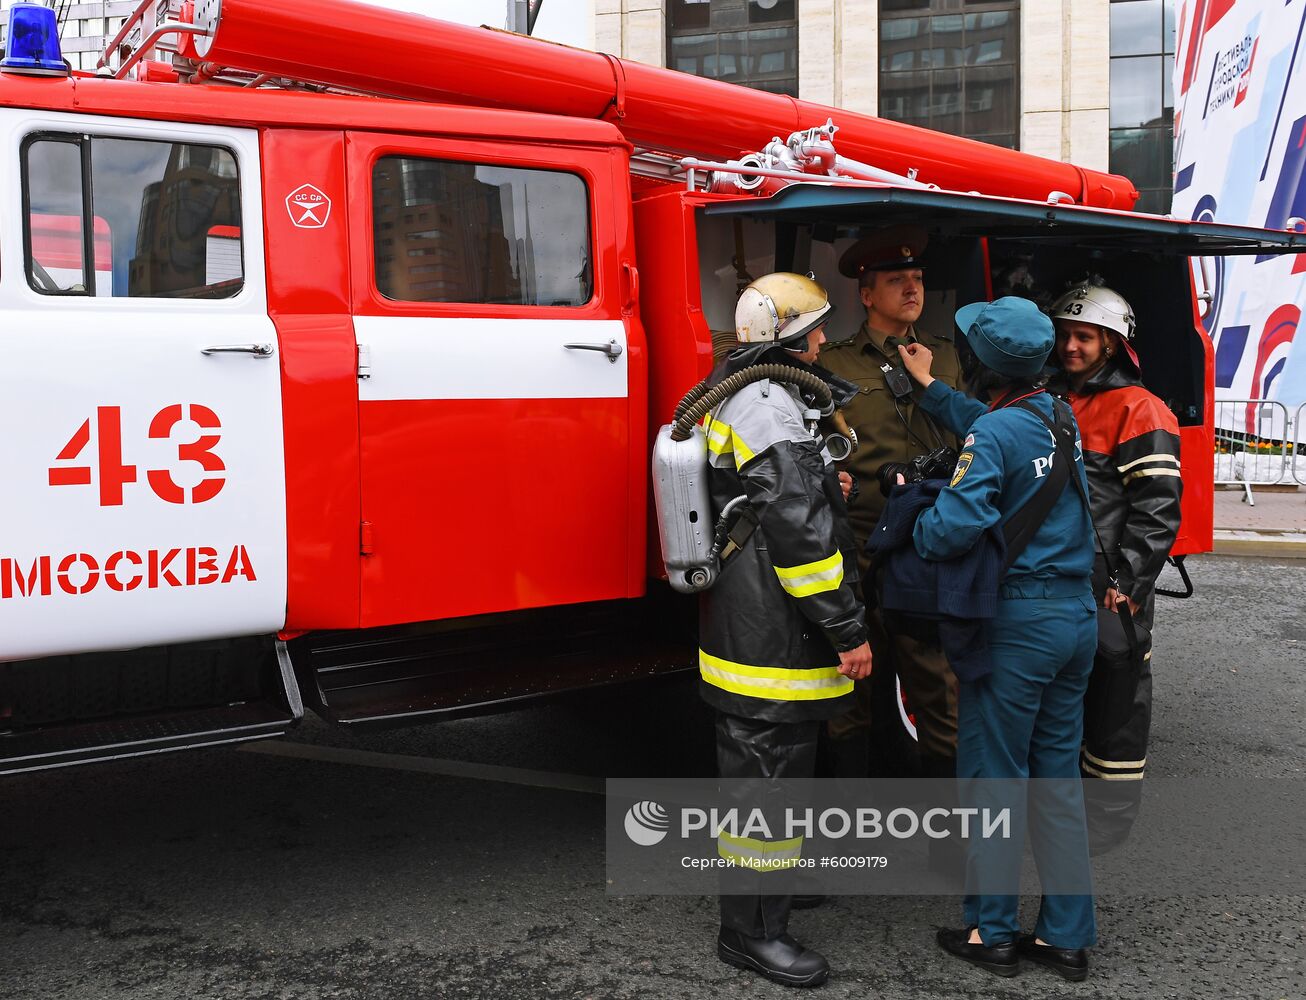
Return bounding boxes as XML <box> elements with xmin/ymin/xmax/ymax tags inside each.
<box><xmin>357</xmin><ymin>342</ymin><xmax>372</xmax><ymax>379</ymax></box>
<box><xmin>360</xmin><ymin>520</ymin><xmax>374</xmax><ymax>555</ymax></box>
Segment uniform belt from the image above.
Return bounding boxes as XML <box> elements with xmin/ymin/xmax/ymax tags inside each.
<box><xmin>999</xmin><ymin>576</ymin><xmax>1092</xmax><ymax>599</ymax></box>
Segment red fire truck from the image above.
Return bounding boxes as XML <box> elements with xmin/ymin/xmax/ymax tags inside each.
<box><xmin>1</xmin><ymin>0</ymin><xmax>1301</xmax><ymax>773</ymax></box>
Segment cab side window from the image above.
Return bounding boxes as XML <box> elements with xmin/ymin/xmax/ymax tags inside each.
<box><xmin>22</xmin><ymin>135</ymin><xmax>242</xmax><ymax>298</ymax></box>
<box><xmin>371</xmin><ymin>156</ymin><xmax>592</xmax><ymax>306</ymax></box>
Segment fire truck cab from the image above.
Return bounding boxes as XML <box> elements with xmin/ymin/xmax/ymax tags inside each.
<box><xmin>2</xmin><ymin>0</ymin><xmax>1303</xmax><ymax>774</ymax></box>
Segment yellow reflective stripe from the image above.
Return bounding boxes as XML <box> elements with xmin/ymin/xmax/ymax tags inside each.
<box><xmin>1081</xmin><ymin>760</ymin><xmax>1145</xmax><ymax>781</ymax></box>
<box><xmin>774</xmin><ymin>551</ymin><xmax>844</xmax><ymax>598</ymax></box>
<box><xmin>731</xmin><ymin>428</ymin><xmax>756</xmax><ymax>468</ymax></box>
<box><xmin>1122</xmin><ymin>468</ymin><xmax>1183</xmax><ymax>484</ymax></box>
<box><xmin>704</xmin><ymin>416</ymin><xmax>732</xmax><ymax>456</ymax></box>
<box><xmin>1083</xmin><ymin>749</ymin><xmax>1147</xmax><ymax>770</ymax></box>
<box><xmin>718</xmin><ymin>831</ymin><xmax>805</xmax><ymax>854</ymax></box>
<box><xmin>774</xmin><ymin>552</ymin><xmax>843</xmax><ymax>579</ymax></box>
<box><xmin>718</xmin><ymin>831</ymin><xmax>804</xmax><ymax>871</ymax></box>
<box><xmin>1117</xmin><ymin>453</ymin><xmax>1181</xmax><ymax>474</ymax></box>
<box><xmin>700</xmin><ymin>650</ymin><xmax>844</xmax><ymax>681</ymax></box>
<box><xmin>701</xmin><ymin>416</ymin><xmax>756</xmax><ymax>468</ymax></box>
<box><xmin>700</xmin><ymin>668</ymin><xmax>853</xmax><ymax>701</ymax></box>
<box><xmin>699</xmin><ymin>650</ymin><xmax>853</xmax><ymax>702</ymax></box>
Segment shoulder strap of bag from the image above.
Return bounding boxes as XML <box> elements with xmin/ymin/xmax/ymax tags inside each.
<box><xmin>1014</xmin><ymin>398</ymin><xmax>1144</xmax><ymax>655</ymax></box>
<box><xmin>1000</xmin><ymin>398</ymin><xmax>1071</xmax><ymax>572</ymax></box>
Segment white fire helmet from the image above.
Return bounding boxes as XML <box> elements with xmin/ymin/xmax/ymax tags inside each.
<box><xmin>1049</xmin><ymin>282</ymin><xmax>1136</xmax><ymax>341</ymax></box>
<box><xmin>735</xmin><ymin>272</ymin><xmax>833</xmax><ymax>347</ymax></box>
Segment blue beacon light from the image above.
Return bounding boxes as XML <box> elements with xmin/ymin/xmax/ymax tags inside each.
<box><xmin>1</xmin><ymin>3</ymin><xmax>69</xmax><ymax>77</ymax></box>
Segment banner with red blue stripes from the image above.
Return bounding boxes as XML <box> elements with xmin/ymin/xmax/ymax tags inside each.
<box><xmin>1172</xmin><ymin>0</ymin><xmax>1306</xmax><ymax>422</ymax></box>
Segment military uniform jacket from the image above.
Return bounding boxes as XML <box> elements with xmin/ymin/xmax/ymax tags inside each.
<box><xmin>1048</xmin><ymin>363</ymin><xmax>1183</xmax><ymax>599</ymax></box>
<box><xmin>698</xmin><ymin>365</ymin><xmax>868</xmax><ymax>723</ymax></box>
<box><xmin>821</xmin><ymin>322</ymin><xmax>965</xmax><ymax>546</ymax></box>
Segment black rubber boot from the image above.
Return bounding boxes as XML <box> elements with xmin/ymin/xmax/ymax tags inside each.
<box><xmin>718</xmin><ymin>927</ymin><xmax>830</xmax><ymax>987</ymax></box>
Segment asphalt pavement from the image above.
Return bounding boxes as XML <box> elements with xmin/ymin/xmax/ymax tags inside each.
<box><xmin>1</xmin><ymin>553</ymin><xmax>1303</xmax><ymax>1000</ymax></box>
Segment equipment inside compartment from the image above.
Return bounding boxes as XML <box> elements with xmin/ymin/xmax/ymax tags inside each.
<box><xmin>691</xmin><ymin>211</ymin><xmax>1204</xmax><ymax>428</ymax></box>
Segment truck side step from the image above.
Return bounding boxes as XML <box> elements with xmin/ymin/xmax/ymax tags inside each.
<box><xmin>287</xmin><ymin>590</ymin><xmax>697</xmax><ymax>727</ymax></box>
<box><xmin>0</xmin><ymin>636</ymin><xmax>303</xmax><ymax>774</ymax></box>
<box><xmin>0</xmin><ymin>702</ymin><xmax>295</xmax><ymax>774</ymax></box>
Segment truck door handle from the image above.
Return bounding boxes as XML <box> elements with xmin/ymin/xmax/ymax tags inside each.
<box><xmin>621</xmin><ymin>261</ymin><xmax>639</xmax><ymax>311</ymax></box>
<box><xmin>201</xmin><ymin>343</ymin><xmax>275</xmax><ymax>358</ymax></box>
<box><xmin>564</xmin><ymin>339</ymin><xmax>623</xmax><ymax>363</ymax></box>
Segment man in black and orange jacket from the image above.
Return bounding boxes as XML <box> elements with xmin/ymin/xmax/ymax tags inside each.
<box><xmin>1048</xmin><ymin>281</ymin><xmax>1183</xmax><ymax>849</ymax></box>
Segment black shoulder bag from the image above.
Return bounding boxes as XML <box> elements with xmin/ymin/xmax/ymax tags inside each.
<box><xmin>1012</xmin><ymin>398</ymin><xmax>1150</xmax><ymax>737</ymax></box>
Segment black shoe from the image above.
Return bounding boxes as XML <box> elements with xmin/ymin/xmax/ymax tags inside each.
<box><xmin>717</xmin><ymin>928</ymin><xmax>830</xmax><ymax>988</ymax></box>
<box><xmin>935</xmin><ymin>926</ymin><xmax>1019</xmax><ymax>978</ymax></box>
<box><xmin>791</xmin><ymin>894</ymin><xmax>825</xmax><ymax>910</ymax></box>
<box><xmin>1016</xmin><ymin>934</ymin><xmax>1089</xmax><ymax>981</ymax></box>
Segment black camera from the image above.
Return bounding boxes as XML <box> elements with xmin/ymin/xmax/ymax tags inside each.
<box><xmin>876</xmin><ymin>446</ymin><xmax>959</xmax><ymax>497</ymax></box>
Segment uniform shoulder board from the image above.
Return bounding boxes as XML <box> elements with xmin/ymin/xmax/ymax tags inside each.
<box><xmin>920</xmin><ymin>325</ymin><xmax>954</xmax><ymax>344</ymax></box>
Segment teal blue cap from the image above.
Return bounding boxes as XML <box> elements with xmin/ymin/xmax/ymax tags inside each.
<box><xmin>954</xmin><ymin>297</ymin><xmax>1055</xmax><ymax>378</ymax></box>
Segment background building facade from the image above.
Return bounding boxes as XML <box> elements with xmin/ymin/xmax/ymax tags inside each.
<box><xmin>2</xmin><ymin>0</ymin><xmax>1175</xmax><ymax>210</ymax></box>
<box><xmin>598</xmin><ymin>0</ymin><xmax>1177</xmax><ymax>211</ymax></box>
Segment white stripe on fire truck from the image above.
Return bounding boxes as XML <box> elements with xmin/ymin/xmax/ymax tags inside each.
<box><xmin>353</xmin><ymin>316</ymin><xmax>629</xmax><ymax>401</ymax></box>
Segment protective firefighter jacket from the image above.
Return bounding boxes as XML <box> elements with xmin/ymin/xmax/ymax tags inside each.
<box><xmin>1047</xmin><ymin>360</ymin><xmax>1183</xmax><ymax>599</ymax></box>
<box><xmin>1047</xmin><ymin>357</ymin><xmax>1180</xmax><ymax>829</ymax></box>
<box><xmin>697</xmin><ymin>350</ymin><xmax>868</xmax><ymax>724</ymax></box>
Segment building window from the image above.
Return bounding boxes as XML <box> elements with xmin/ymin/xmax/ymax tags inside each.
<box><xmin>667</xmin><ymin>0</ymin><xmax>798</xmax><ymax>97</ymax></box>
<box><xmin>878</xmin><ymin>0</ymin><xmax>1021</xmax><ymax>150</ymax></box>
<box><xmin>1109</xmin><ymin>0</ymin><xmax>1175</xmax><ymax>214</ymax></box>
<box><xmin>371</xmin><ymin>157</ymin><xmax>592</xmax><ymax>306</ymax></box>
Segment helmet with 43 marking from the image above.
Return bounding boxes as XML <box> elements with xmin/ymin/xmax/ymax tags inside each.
<box><xmin>1050</xmin><ymin>282</ymin><xmax>1136</xmax><ymax>341</ymax></box>
<box><xmin>1050</xmin><ymin>280</ymin><xmax>1139</xmax><ymax>370</ymax></box>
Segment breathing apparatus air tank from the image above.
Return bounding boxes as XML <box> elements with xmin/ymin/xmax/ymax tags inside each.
<box><xmin>652</xmin><ymin>424</ymin><xmax>719</xmax><ymax>594</ymax></box>
<box><xmin>652</xmin><ymin>364</ymin><xmax>840</xmax><ymax>594</ymax></box>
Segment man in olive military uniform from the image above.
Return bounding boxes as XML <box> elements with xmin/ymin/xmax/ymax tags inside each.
<box><xmin>820</xmin><ymin>226</ymin><xmax>965</xmax><ymax>782</ymax></box>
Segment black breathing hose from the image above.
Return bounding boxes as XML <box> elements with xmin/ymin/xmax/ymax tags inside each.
<box><xmin>670</xmin><ymin>364</ymin><xmax>834</xmax><ymax>441</ymax></box>
<box><xmin>672</xmin><ymin>377</ymin><xmax>711</xmax><ymax>422</ymax></box>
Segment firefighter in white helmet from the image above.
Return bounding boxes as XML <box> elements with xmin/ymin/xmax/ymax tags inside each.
<box><xmin>700</xmin><ymin>272</ymin><xmax>871</xmax><ymax>988</ymax></box>
<box><xmin>1048</xmin><ymin>281</ymin><xmax>1182</xmax><ymax>851</ymax></box>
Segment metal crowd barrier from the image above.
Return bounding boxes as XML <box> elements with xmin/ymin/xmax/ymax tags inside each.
<box><xmin>1213</xmin><ymin>399</ymin><xmax>1296</xmax><ymax>505</ymax></box>
<box><xmin>1296</xmin><ymin>403</ymin><xmax>1306</xmax><ymax>487</ymax></box>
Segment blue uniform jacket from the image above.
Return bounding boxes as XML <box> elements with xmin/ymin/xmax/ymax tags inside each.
<box><xmin>912</xmin><ymin>381</ymin><xmax>1094</xmax><ymax>588</ymax></box>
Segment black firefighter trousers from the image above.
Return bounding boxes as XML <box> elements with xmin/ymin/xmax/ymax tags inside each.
<box><xmin>716</xmin><ymin>712</ymin><xmax>820</xmax><ymax>940</ymax></box>
<box><xmin>1082</xmin><ymin>555</ymin><xmax>1155</xmax><ymax>853</ymax></box>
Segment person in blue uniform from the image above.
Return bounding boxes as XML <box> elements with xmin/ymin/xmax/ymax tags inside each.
<box><xmin>896</xmin><ymin>297</ymin><xmax>1098</xmax><ymax>982</ymax></box>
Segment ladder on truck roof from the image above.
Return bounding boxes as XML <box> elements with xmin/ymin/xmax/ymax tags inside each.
<box><xmin>94</xmin><ymin>0</ymin><xmax>1125</xmax><ymax>209</ymax></box>
<box><xmin>98</xmin><ymin>0</ymin><xmax>348</xmax><ymax>91</ymax></box>
<box><xmin>96</xmin><ymin>7</ymin><xmax>941</xmax><ymax>198</ymax></box>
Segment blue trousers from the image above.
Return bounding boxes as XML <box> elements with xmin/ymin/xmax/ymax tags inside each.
<box><xmin>957</xmin><ymin>584</ymin><xmax>1097</xmax><ymax>949</ymax></box>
